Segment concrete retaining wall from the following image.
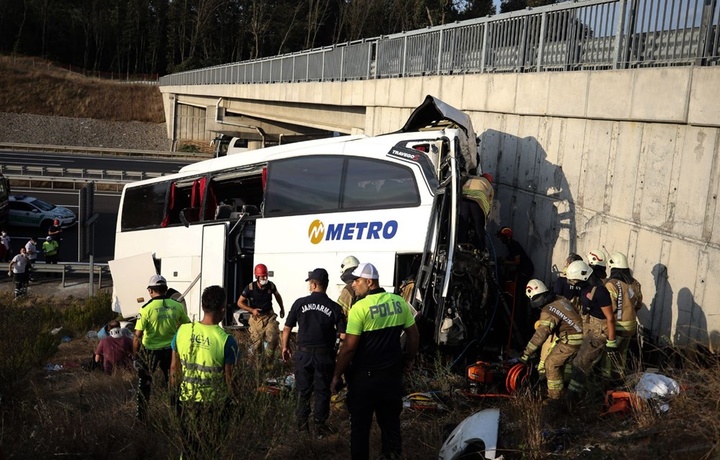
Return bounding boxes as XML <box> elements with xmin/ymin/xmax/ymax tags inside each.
<box><xmin>162</xmin><ymin>66</ymin><xmax>720</xmax><ymax>349</ymax></box>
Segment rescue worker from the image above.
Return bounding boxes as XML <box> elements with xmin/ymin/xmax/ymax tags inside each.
<box><xmin>133</xmin><ymin>274</ymin><xmax>191</xmax><ymax>421</ymax></box>
<box><xmin>338</xmin><ymin>255</ymin><xmax>360</xmax><ymax>317</ymax></box>
<box><xmin>458</xmin><ymin>173</ymin><xmax>494</xmax><ymax>251</ymax></box>
<box><xmin>282</xmin><ymin>268</ymin><xmax>346</xmax><ymax>436</ymax></box>
<box><xmin>586</xmin><ymin>248</ymin><xmax>608</xmax><ymax>281</ymax></box>
<box><xmin>496</xmin><ymin>226</ymin><xmax>535</xmax><ymax>344</ymax></box>
<box><xmin>565</xmin><ymin>260</ymin><xmax>615</xmax><ymax>406</ymax></box>
<box><xmin>237</xmin><ymin>263</ymin><xmax>285</xmax><ymax>362</ymax></box>
<box><xmin>24</xmin><ymin>236</ymin><xmax>38</xmax><ymax>280</ymax></box>
<box><xmin>602</xmin><ymin>252</ymin><xmax>643</xmax><ymax>379</ymax></box>
<box><xmin>519</xmin><ymin>280</ymin><xmax>584</xmax><ymax>400</ymax></box>
<box><xmin>331</xmin><ymin>262</ymin><xmax>419</xmax><ymax>460</ymax></box>
<box><xmin>48</xmin><ymin>218</ymin><xmax>62</xmax><ymax>259</ymax></box>
<box><xmin>42</xmin><ymin>236</ymin><xmax>59</xmax><ymax>264</ymax></box>
<box><xmin>171</xmin><ymin>285</ymin><xmax>239</xmax><ymax>458</ymax></box>
<box><xmin>552</xmin><ymin>253</ymin><xmax>584</xmax><ymax>312</ymax></box>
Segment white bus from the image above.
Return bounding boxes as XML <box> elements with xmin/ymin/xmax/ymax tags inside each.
<box><xmin>110</xmin><ymin>96</ymin><xmax>490</xmax><ymax>347</ymax></box>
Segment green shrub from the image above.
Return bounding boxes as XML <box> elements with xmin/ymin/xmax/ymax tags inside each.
<box><xmin>61</xmin><ymin>292</ymin><xmax>117</xmax><ymax>336</ymax></box>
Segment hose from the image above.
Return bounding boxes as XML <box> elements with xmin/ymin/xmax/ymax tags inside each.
<box><xmin>505</xmin><ymin>363</ymin><xmax>529</xmax><ymax>394</ymax></box>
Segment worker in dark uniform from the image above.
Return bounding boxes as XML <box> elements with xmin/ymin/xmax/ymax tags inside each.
<box><xmin>565</xmin><ymin>260</ymin><xmax>615</xmax><ymax>407</ymax></box>
<box><xmin>497</xmin><ymin>226</ymin><xmax>535</xmax><ymax>345</ymax></box>
<box><xmin>520</xmin><ymin>279</ymin><xmax>584</xmax><ymax>400</ymax></box>
<box><xmin>282</xmin><ymin>268</ymin><xmax>346</xmax><ymax>436</ymax></box>
<box><xmin>586</xmin><ymin>248</ymin><xmax>608</xmax><ymax>281</ymax></box>
<box><xmin>237</xmin><ymin>263</ymin><xmax>285</xmax><ymax>363</ymax></box>
<box><xmin>331</xmin><ymin>262</ymin><xmax>419</xmax><ymax>460</ymax></box>
<box><xmin>553</xmin><ymin>254</ymin><xmax>583</xmax><ymax>306</ymax></box>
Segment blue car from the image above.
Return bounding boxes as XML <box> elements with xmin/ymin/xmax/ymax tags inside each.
<box><xmin>8</xmin><ymin>195</ymin><xmax>76</xmax><ymax>230</ymax></box>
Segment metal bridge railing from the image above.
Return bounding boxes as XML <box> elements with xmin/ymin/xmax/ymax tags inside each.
<box><xmin>160</xmin><ymin>0</ymin><xmax>719</xmax><ymax>87</ymax></box>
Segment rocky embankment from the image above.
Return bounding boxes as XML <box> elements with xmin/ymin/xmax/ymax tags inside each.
<box><xmin>0</xmin><ymin>112</ymin><xmax>171</xmax><ymax>151</ymax></box>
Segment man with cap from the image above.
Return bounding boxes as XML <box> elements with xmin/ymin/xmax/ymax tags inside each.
<box><xmin>331</xmin><ymin>262</ymin><xmax>419</xmax><ymax>460</ymax></box>
<box><xmin>42</xmin><ymin>236</ymin><xmax>59</xmax><ymax>264</ymax></box>
<box><xmin>133</xmin><ymin>274</ymin><xmax>191</xmax><ymax>421</ymax></box>
<box><xmin>24</xmin><ymin>236</ymin><xmax>38</xmax><ymax>280</ymax></box>
<box><xmin>282</xmin><ymin>268</ymin><xmax>346</xmax><ymax>436</ymax></box>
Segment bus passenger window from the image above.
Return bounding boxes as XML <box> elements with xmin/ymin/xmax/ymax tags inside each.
<box><xmin>265</xmin><ymin>157</ymin><xmax>344</xmax><ymax>216</ymax></box>
<box><xmin>343</xmin><ymin>158</ymin><xmax>419</xmax><ymax>209</ymax></box>
<box><xmin>121</xmin><ymin>182</ymin><xmax>169</xmax><ymax>231</ymax></box>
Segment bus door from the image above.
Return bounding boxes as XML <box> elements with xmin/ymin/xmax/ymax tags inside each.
<box><xmin>201</xmin><ymin>223</ymin><xmax>227</xmax><ymax>318</ymax></box>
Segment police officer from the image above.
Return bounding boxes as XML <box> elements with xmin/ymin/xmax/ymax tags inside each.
<box><xmin>566</xmin><ymin>260</ymin><xmax>615</xmax><ymax>405</ymax></box>
<box><xmin>237</xmin><ymin>263</ymin><xmax>285</xmax><ymax>363</ymax></box>
<box><xmin>602</xmin><ymin>252</ymin><xmax>643</xmax><ymax>379</ymax></box>
<box><xmin>282</xmin><ymin>268</ymin><xmax>346</xmax><ymax>436</ymax></box>
<box><xmin>338</xmin><ymin>255</ymin><xmax>359</xmax><ymax>316</ymax></box>
<box><xmin>520</xmin><ymin>280</ymin><xmax>584</xmax><ymax>400</ymax></box>
<box><xmin>171</xmin><ymin>285</ymin><xmax>239</xmax><ymax>457</ymax></box>
<box><xmin>133</xmin><ymin>274</ymin><xmax>191</xmax><ymax>421</ymax></box>
<box><xmin>331</xmin><ymin>262</ymin><xmax>419</xmax><ymax>460</ymax></box>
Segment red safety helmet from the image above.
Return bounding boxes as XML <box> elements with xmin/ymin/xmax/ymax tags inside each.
<box><xmin>497</xmin><ymin>227</ymin><xmax>513</xmax><ymax>239</ymax></box>
<box><xmin>254</xmin><ymin>263</ymin><xmax>268</xmax><ymax>277</ymax></box>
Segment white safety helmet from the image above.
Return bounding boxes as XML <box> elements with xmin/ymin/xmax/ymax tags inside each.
<box><xmin>525</xmin><ymin>279</ymin><xmax>548</xmax><ymax>300</ymax></box>
<box><xmin>608</xmin><ymin>252</ymin><xmax>629</xmax><ymax>270</ymax></box>
<box><xmin>586</xmin><ymin>249</ymin><xmax>607</xmax><ymax>267</ymax></box>
<box><xmin>566</xmin><ymin>260</ymin><xmax>592</xmax><ymax>282</ymax></box>
<box><xmin>340</xmin><ymin>255</ymin><xmax>360</xmax><ymax>276</ymax></box>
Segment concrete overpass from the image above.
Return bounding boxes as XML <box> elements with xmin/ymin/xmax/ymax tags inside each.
<box><xmin>159</xmin><ymin>0</ymin><xmax>720</xmax><ymax>350</ymax></box>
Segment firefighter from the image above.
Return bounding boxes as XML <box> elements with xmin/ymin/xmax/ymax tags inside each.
<box><xmin>565</xmin><ymin>260</ymin><xmax>615</xmax><ymax>406</ymax></box>
<box><xmin>552</xmin><ymin>253</ymin><xmax>584</xmax><ymax>313</ymax></box>
<box><xmin>497</xmin><ymin>226</ymin><xmax>535</xmax><ymax>345</ymax></box>
<box><xmin>586</xmin><ymin>248</ymin><xmax>608</xmax><ymax>281</ymax></box>
<box><xmin>337</xmin><ymin>255</ymin><xmax>359</xmax><ymax>317</ymax></box>
<box><xmin>602</xmin><ymin>252</ymin><xmax>643</xmax><ymax>379</ymax></box>
<box><xmin>519</xmin><ymin>279</ymin><xmax>583</xmax><ymax>400</ymax></box>
<box><xmin>458</xmin><ymin>174</ymin><xmax>494</xmax><ymax>251</ymax></box>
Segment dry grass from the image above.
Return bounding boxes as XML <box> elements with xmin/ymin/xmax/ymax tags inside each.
<box><xmin>1</xmin><ymin>295</ymin><xmax>719</xmax><ymax>459</ymax></box>
<box><xmin>0</xmin><ymin>54</ymin><xmax>164</xmax><ymax>123</ymax></box>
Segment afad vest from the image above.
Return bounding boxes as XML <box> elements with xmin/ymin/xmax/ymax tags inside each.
<box><xmin>176</xmin><ymin>323</ymin><xmax>229</xmax><ymax>402</ymax></box>
<box><xmin>605</xmin><ymin>279</ymin><xmax>643</xmax><ymax>335</ymax></box>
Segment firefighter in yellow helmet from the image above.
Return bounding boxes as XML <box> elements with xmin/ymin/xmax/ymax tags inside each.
<box><xmin>602</xmin><ymin>252</ymin><xmax>643</xmax><ymax>379</ymax></box>
<box><xmin>458</xmin><ymin>173</ymin><xmax>494</xmax><ymax>251</ymax></box>
<box><xmin>519</xmin><ymin>279</ymin><xmax>583</xmax><ymax>400</ymax></box>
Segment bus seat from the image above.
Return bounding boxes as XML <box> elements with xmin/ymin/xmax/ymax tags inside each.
<box><xmin>179</xmin><ymin>207</ymin><xmax>200</xmax><ymax>227</ymax></box>
<box><xmin>241</xmin><ymin>205</ymin><xmax>259</xmax><ymax>216</ymax></box>
<box><xmin>215</xmin><ymin>204</ymin><xmax>233</xmax><ymax>219</ymax></box>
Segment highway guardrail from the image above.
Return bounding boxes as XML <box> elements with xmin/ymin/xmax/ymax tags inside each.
<box><xmin>0</xmin><ymin>142</ymin><xmax>211</xmax><ymax>161</ymax></box>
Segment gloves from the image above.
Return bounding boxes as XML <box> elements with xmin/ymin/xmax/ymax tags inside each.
<box><xmin>518</xmin><ymin>354</ymin><xmax>530</xmax><ymax>365</ymax></box>
<box><xmin>605</xmin><ymin>339</ymin><xmax>618</xmax><ymax>355</ymax></box>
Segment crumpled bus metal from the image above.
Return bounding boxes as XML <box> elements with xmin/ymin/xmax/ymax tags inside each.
<box><xmin>439</xmin><ymin>408</ymin><xmax>500</xmax><ymax>460</ymax></box>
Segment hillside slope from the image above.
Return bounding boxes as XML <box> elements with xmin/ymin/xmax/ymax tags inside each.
<box><xmin>0</xmin><ymin>55</ymin><xmax>170</xmax><ymax>150</ymax></box>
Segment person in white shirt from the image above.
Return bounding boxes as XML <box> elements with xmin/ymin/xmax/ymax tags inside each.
<box><xmin>8</xmin><ymin>247</ymin><xmax>29</xmax><ymax>297</ymax></box>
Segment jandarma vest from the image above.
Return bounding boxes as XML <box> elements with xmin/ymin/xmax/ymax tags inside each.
<box><xmin>175</xmin><ymin>323</ymin><xmax>230</xmax><ymax>402</ymax></box>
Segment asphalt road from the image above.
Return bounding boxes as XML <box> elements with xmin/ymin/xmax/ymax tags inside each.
<box><xmin>1</xmin><ymin>151</ymin><xmax>192</xmax><ymax>174</ymax></box>
<box><xmin>7</xmin><ymin>187</ymin><xmax>121</xmax><ymax>264</ymax></box>
<box><xmin>2</xmin><ymin>151</ymin><xmax>198</xmax><ymax>263</ymax></box>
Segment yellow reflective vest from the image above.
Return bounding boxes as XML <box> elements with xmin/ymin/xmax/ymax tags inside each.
<box><xmin>175</xmin><ymin>323</ymin><xmax>229</xmax><ymax>402</ymax></box>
